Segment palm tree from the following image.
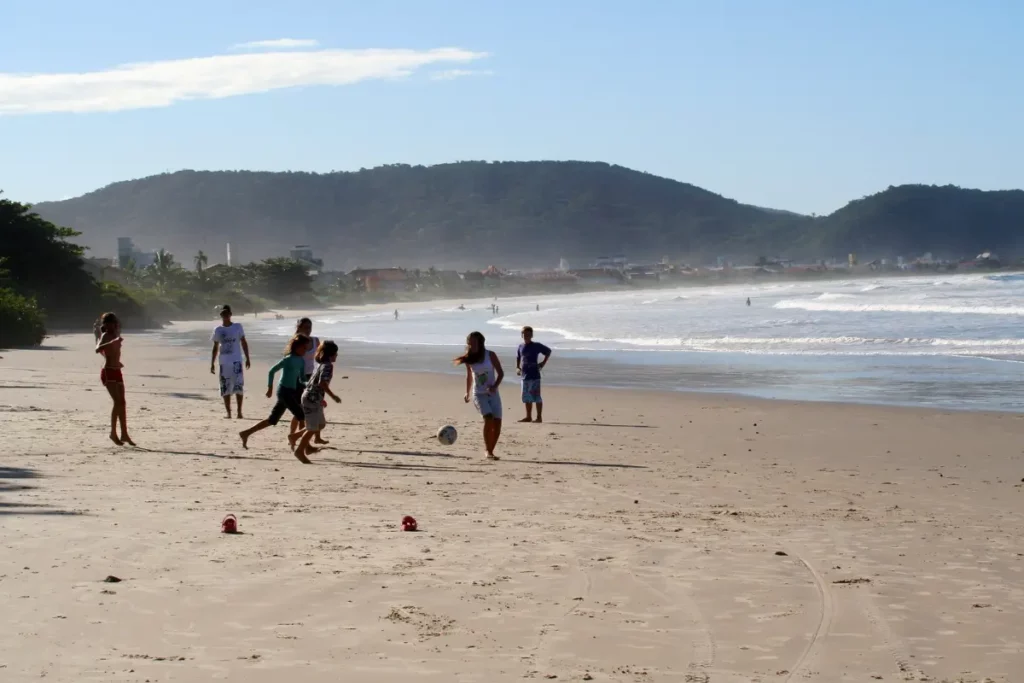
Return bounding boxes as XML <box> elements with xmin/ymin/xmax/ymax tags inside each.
<box><xmin>147</xmin><ymin>249</ymin><xmax>177</xmax><ymax>293</ymax></box>
<box><xmin>194</xmin><ymin>250</ymin><xmax>208</xmax><ymax>273</ymax></box>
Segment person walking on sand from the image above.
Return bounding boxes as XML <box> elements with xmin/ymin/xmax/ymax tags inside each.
<box><xmin>95</xmin><ymin>312</ymin><xmax>135</xmax><ymax>446</ymax></box>
<box><xmin>239</xmin><ymin>334</ymin><xmax>311</xmax><ymax>462</ymax></box>
<box><xmin>516</xmin><ymin>326</ymin><xmax>552</xmax><ymax>423</ymax></box>
<box><xmin>211</xmin><ymin>305</ymin><xmax>251</xmax><ymax>419</ymax></box>
<box><xmin>290</xmin><ymin>340</ymin><xmax>342</xmax><ymax>461</ymax></box>
<box><xmin>455</xmin><ymin>331</ymin><xmax>504</xmax><ymax>460</ymax></box>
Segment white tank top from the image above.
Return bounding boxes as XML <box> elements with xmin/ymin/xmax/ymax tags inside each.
<box><xmin>303</xmin><ymin>336</ymin><xmax>320</xmax><ymax>376</ymax></box>
<box><xmin>470</xmin><ymin>352</ymin><xmax>496</xmax><ymax>395</ymax></box>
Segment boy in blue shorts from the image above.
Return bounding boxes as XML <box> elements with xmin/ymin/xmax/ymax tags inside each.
<box><xmin>516</xmin><ymin>326</ymin><xmax>552</xmax><ymax>423</ymax></box>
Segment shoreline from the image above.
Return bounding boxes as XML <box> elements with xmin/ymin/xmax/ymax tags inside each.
<box><xmin>158</xmin><ymin>320</ymin><xmax>1024</xmax><ymax>414</ymax></box>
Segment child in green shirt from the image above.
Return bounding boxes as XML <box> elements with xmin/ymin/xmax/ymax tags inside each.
<box><xmin>239</xmin><ymin>334</ymin><xmax>312</xmax><ymax>462</ymax></box>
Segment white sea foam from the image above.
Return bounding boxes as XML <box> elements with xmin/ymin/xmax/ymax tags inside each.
<box><xmin>774</xmin><ymin>300</ymin><xmax>1024</xmax><ymax>316</ymax></box>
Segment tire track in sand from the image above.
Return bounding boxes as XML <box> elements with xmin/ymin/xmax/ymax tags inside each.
<box><xmin>577</xmin><ymin>478</ymin><xmax>716</xmax><ymax>680</ymax></box>
<box><xmin>578</xmin><ymin>476</ymin><xmax>834</xmax><ymax>682</ymax></box>
<box><xmin>826</xmin><ymin>524</ymin><xmax>924</xmax><ymax>680</ymax></box>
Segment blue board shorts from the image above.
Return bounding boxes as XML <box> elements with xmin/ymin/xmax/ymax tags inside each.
<box><xmin>473</xmin><ymin>391</ymin><xmax>503</xmax><ymax>420</ymax></box>
<box><xmin>521</xmin><ymin>379</ymin><xmax>542</xmax><ymax>404</ymax></box>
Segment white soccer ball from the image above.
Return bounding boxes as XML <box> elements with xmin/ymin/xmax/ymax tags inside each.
<box><xmin>437</xmin><ymin>425</ymin><xmax>458</xmax><ymax>446</ymax></box>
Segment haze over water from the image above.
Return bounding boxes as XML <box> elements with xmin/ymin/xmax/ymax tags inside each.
<box><xmin>197</xmin><ymin>272</ymin><xmax>1024</xmax><ymax>412</ymax></box>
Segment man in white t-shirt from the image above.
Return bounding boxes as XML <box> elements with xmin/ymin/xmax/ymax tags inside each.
<box><xmin>210</xmin><ymin>304</ymin><xmax>251</xmax><ymax>419</ymax></box>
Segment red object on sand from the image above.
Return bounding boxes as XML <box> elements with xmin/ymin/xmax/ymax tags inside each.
<box><xmin>222</xmin><ymin>514</ymin><xmax>238</xmax><ymax>534</ymax></box>
<box><xmin>401</xmin><ymin>515</ymin><xmax>417</xmax><ymax>532</ymax></box>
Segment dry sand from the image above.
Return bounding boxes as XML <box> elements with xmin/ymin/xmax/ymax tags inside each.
<box><xmin>1</xmin><ymin>333</ymin><xmax>1022</xmax><ymax>682</ymax></box>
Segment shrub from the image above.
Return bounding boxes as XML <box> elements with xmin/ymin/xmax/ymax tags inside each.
<box><xmin>0</xmin><ymin>288</ymin><xmax>47</xmax><ymax>348</ymax></box>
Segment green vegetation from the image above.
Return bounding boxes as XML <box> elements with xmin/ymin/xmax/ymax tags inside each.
<box><xmin>112</xmin><ymin>255</ymin><xmax>316</xmax><ymax>320</ymax></box>
<box><xmin>1</xmin><ymin>195</ymin><xmax>155</xmax><ymax>346</ymax></box>
<box><xmin>0</xmin><ymin>288</ymin><xmax>46</xmax><ymax>348</ymax></box>
<box><xmin>0</xmin><ymin>193</ymin><xmax>316</xmax><ymax>347</ymax></box>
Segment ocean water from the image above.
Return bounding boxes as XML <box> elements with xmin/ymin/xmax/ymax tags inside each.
<box><xmin>174</xmin><ymin>272</ymin><xmax>1024</xmax><ymax>412</ymax></box>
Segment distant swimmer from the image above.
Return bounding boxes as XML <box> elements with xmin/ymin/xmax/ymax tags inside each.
<box><xmin>536</xmin><ymin>304</ymin><xmax>540</xmax><ymax>312</ymax></box>
<box><xmin>458</xmin><ymin>304</ymin><xmax>466</xmax><ymax>311</ymax></box>
<box><xmin>746</xmin><ymin>298</ymin><xmax>751</xmax><ymax>306</ymax></box>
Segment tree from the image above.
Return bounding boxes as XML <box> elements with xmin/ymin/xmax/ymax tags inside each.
<box><xmin>144</xmin><ymin>248</ymin><xmax>180</xmax><ymax>293</ymax></box>
<box><xmin>0</xmin><ymin>287</ymin><xmax>46</xmax><ymax>348</ymax></box>
<box><xmin>194</xmin><ymin>250</ymin><xmax>208</xmax><ymax>273</ymax></box>
<box><xmin>251</xmin><ymin>258</ymin><xmax>314</xmax><ymax>301</ymax></box>
<box><xmin>0</xmin><ymin>194</ymin><xmax>100</xmax><ymax>326</ymax></box>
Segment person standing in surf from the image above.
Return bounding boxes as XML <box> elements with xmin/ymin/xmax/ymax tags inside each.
<box><xmin>455</xmin><ymin>331</ymin><xmax>504</xmax><ymax>460</ymax></box>
<box><xmin>211</xmin><ymin>305</ymin><xmax>251</xmax><ymax>419</ymax></box>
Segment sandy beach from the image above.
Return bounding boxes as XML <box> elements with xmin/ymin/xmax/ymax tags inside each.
<box><xmin>1</xmin><ymin>333</ymin><xmax>1022</xmax><ymax>682</ymax></box>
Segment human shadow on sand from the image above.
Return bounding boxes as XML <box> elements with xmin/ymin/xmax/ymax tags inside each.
<box><xmin>317</xmin><ymin>458</ymin><xmax>479</xmax><ymax>474</ymax></box>
<box><xmin>545</xmin><ymin>422</ymin><xmax>656</xmax><ymax>429</ymax></box>
<box><xmin>336</xmin><ymin>448</ymin><xmax>470</xmax><ymax>460</ymax></box>
<box><xmin>500</xmin><ymin>458</ymin><xmax>648</xmax><ymax>469</ymax></box>
<box><xmin>0</xmin><ymin>466</ymin><xmax>85</xmax><ymax>516</ymax></box>
<box><xmin>134</xmin><ymin>447</ymin><xmax>275</xmax><ymax>462</ymax></box>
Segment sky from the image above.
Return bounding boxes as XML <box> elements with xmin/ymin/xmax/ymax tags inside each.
<box><xmin>2</xmin><ymin>0</ymin><xmax>1022</xmax><ymax>214</ymax></box>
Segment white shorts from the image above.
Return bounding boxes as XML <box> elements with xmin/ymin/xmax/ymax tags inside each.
<box><xmin>473</xmin><ymin>391</ymin><xmax>502</xmax><ymax>420</ymax></box>
<box><xmin>219</xmin><ymin>361</ymin><xmax>244</xmax><ymax>397</ymax></box>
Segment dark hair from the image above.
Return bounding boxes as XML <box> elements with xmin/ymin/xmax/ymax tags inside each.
<box><xmin>521</xmin><ymin>326</ymin><xmax>534</xmax><ymax>337</ymax></box>
<box><xmin>454</xmin><ymin>331</ymin><xmax>486</xmax><ymax>366</ymax></box>
<box><xmin>315</xmin><ymin>340</ymin><xmax>339</xmax><ymax>363</ymax></box>
<box><xmin>285</xmin><ymin>333</ymin><xmax>311</xmax><ymax>356</ymax></box>
<box><xmin>296</xmin><ymin>317</ymin><xmax>312</xmax><ymax>333</ymax></box>
<box><xmin>100</xmin><ymin>312</ymin><xmax>119</xmax><ymax>334</ymax></box>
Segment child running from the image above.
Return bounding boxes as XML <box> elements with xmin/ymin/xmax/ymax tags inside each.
<box><xmin>238</xmin><ymin>334</ymin><xmax>311</xmax><ymax>461</ymax></box>
<box><xmin>516</xmin><ymin>326</ymin><xmax>552</xmax><ymax>423</ymax></box>
<box><xmin>289</xmin><ymin>317</ymin><xmax>327</xmax><ymax>445</ymax></box>
<box><xmin>455</xmin><ymin>331</ymin><xmax>504</xmax><ymax>460</ymax></box>
<box><xmin>290</xmin><ymin>340</ymin><xmax>341</xmax><ymax>461</ymax></box>
<box><xmin>95</xmin><ymin>312</ymin><xmax>135</xmax><ymax>446</ymax></box>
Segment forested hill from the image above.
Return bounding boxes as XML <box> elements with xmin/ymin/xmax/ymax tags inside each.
<box><xmin>29</xmin><ymin>162</ymin><xmax>1024</xmax><ymax>268</ymax></box>
<box><xmin>809</xmin><ymin>184</ymin><xmax>1024</xmax><ymax>258</ymax></box>
<box><xmin>29</xmin><ymin>162</ymin><xmax>804</xmax><ymax>268</ymax></box>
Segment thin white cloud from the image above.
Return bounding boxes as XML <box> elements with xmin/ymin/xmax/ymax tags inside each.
<box><xmin>232</xmin><ymin>38</ymin><xmax>320</xmax><ymax>51</ymax></box>
<box><xmin>0</xmin><ymin>47</ymin><xmax>488</xmax><ymax>115</ymax></box>
<box><xmin>429</xmin><ymin>69</ymin><xmax>495</xmax><ymax>81</ymax></box>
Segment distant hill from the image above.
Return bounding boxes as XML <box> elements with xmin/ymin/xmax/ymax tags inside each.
<box><xmin>28</xmin><ymin>163</ymin><xmax>1024</xmax><ymax>268</ymax></box>
<box><xmin>28</xmin><ymin>162</ymin><xmax>805</xmax><ymax>268</ymax></box>
<box><xmin>810</xmin><ymin>184</ymin><xmax>1024</xmax><ymax>259</ymax></box>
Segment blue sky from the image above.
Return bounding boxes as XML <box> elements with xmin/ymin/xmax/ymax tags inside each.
<box><xmin>2</xmin><ymin>0</ymin><xmax>1021</xmax><ymax>214</ymax></box>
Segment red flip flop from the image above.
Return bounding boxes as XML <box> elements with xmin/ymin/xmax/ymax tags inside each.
<box><xmin>401</xmin><ymin>515</ymin><xmax>417</xmax><ymax>532</ymax></box>
<box><xmin>222</xmin><ymin>514</ymin><xmax>238</xmax><ymax>534</ymax></box>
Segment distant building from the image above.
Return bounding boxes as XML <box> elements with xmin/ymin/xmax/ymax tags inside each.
<box><xmin>289</xmin><ymin>245</ymin><xmax>324</xmax><ymax>271</ymax></box>
<box><xmin>349</xmin><ymin>267</ymin><xmax>409</xmax><ymax>292</ymax></box>
<box><xmin>116</xmin><ymin>237</ymin><xmax>156</xmax><ymax>268</ymax></box>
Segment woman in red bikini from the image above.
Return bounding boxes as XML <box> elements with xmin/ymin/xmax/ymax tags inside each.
<box><xmin>95</xmin><ymin>312</ymin><xmax>135</xmax><ymax>446</ymax></box>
